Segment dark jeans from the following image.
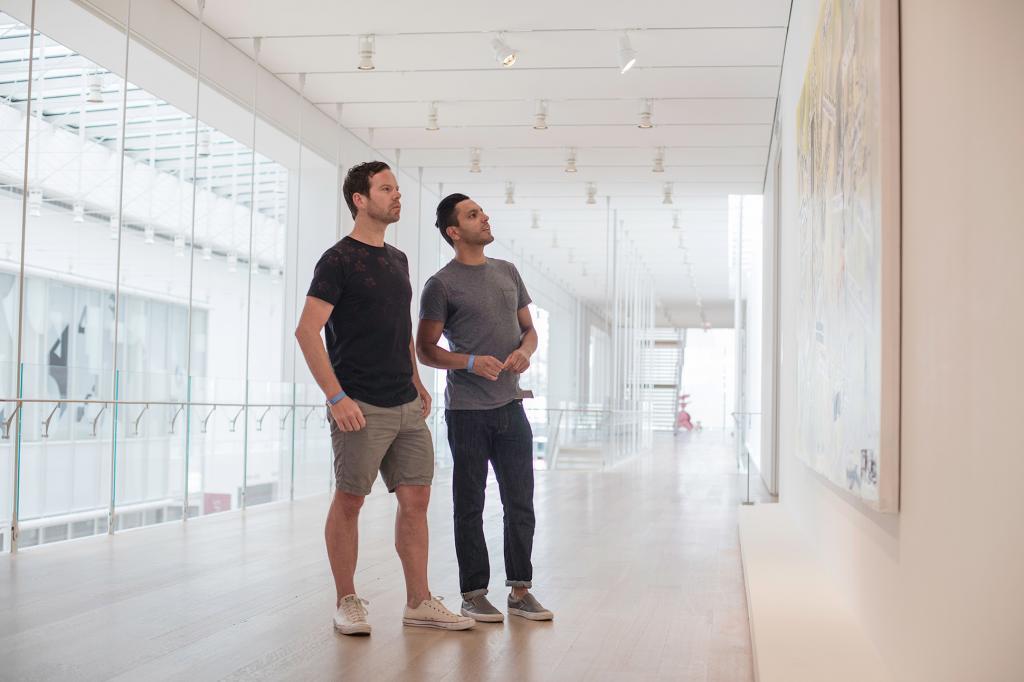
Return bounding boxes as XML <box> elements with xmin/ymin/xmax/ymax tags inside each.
<box><xmin>445</xmin><ymin>400</ymin><xmax>535</xmax><ymax>597</ymax></box>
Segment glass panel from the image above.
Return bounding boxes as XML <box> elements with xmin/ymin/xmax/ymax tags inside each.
<box><xmin>13</xmin><ymin>0</ymin><xmax>128</xmax><ymax>546</ymax></box>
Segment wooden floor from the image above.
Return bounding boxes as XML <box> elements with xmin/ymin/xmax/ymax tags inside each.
<box><xmin>0</xmin><ymin>431</ymin><xmax>767</xmax><ymax>681</ymax></box>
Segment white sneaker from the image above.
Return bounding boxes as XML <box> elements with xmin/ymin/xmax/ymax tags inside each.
<box><xmin>403</xmin><ymin>596</ymin><xmax>475</xmax><ymax>630</ymax></box>
<box><xmin>333</xmin><ymin>594</ymin><xmax>371</xmax><ymax>636</ymax></box>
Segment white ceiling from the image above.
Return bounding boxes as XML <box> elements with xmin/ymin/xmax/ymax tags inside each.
<box><xmin>175</xmin><ymin>0</ymin><xmax>790</xmax><ymax>326</ymax></box>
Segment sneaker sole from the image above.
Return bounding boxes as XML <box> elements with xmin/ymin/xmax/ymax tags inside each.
<box><xmin>461</xmin><ymin>607</ymin><xmax>504</xmax><ymax>623</ymax></box>
<box><xmin>402</xmin><ymin>617</ymin><xmax>475</xmax><ymax>630</ymax></box>
<box><xmin>508</xmin><ymin>608</ymin><xmax>554</xmax><ymax>621</ymax></box>
<box><xmin>333</xmin><ymin>622</ymin><xmax>371</xmax><ymax>636</ymax></box>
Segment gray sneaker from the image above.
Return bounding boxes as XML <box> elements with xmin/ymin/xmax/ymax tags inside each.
<box><xmin>507</xmin><ymin>592</ymin><xmax>553</xmax><ymax>621</ymax></box>
<box><xmin>461</xmin><ymin>594</ymin><xmax>504</xmax><ymax>622</ymax></box>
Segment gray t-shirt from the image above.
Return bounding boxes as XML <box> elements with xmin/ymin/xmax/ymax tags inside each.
<box><xmin>419</xmin><ymin>258</ymin><xmax>532</xmax><ymax>410</ymax></box>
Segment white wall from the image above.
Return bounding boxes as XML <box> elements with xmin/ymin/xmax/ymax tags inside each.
<box><xmin>775</xmin><ymin>1</ymin><xmax>1024</xmax><ymax>680</ymax></box>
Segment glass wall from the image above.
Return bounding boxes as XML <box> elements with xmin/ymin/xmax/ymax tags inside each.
<box><xmin>0</xmin><ymin>0</ymin><xmax>611</xmax><ymax>552</ymax></box>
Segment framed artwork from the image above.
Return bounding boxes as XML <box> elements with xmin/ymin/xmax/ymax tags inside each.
<box><xmin>795</xmin><ymin>0</ymin><xmax>901</xmax><ymax>512</ymax></box>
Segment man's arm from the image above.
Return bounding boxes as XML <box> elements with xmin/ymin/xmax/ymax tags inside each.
<box><xmin>502</xmin><ymin>306</ymin><xmax>537</xmax><ymax>374</ymax></box>
<box><xmin>294</xmin><ymin>296</ymin><xmax>366</xmax><ymax>431</ymax></box>
<box><xmin>416</xmin><ymin>319</ymin><xmax>503</xmax><ymax>381</ymax></box>
<box><xmin>409</xmin><ymin>338</ymin><xmax>432</xmax><ymax>418</ymax></box>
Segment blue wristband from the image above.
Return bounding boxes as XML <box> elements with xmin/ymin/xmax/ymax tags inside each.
<box><xmin>327</xmin><ymin>390</ymin><xmax>346</xmax><ymax>405</ymax></box>
<box><xmin>467</xmin><ymin>355</ymin><xmax>476</xmax><ymax>372</ymax></box>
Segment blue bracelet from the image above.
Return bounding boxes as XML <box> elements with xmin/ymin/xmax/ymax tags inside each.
<box><xmin>467</xmin><ymin>355</ymin><xmax>476</xmax><ymax>372</ymax></box>
<box><xmin>327</xmin><ymin>390</ymin><xmax>346</xmax><ymax>405</ymax></box>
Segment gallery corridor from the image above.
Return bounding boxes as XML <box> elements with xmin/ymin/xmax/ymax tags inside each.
<box><xmin>0</xmin><ymin>433</ymin><xmax>765</xmax><ymax>681</ymax></box>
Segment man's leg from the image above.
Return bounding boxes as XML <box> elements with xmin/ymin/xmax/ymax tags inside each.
<box><xmin>490</xmin><ymin>402</ymin><xmax>536</xmax><ymax>598</ymax></box>
<box><xmin>325</xmin><ymin>490</ymin><xmax>364</xmax><ymax>605</ymax></box>
<box><xmin>447</xmin><ymin>409</ymin><xmax>493</xmax><ymax>597</ymax></box>
<box><xmin>394</xmin><ymin>484</ymin><xmax>431</xmax><ymax>607</ymax></box>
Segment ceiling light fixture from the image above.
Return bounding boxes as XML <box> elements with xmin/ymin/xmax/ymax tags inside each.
<box><xmin>108</xmin><ymin>214</ymin><xmax>119</xmax><ymax>239</ymax></box>
<box><xmin>469</xmin><ymin>147</ymin><xmax>481</xmax><ymax>173</ymax></box>
<box><xmin>533</xmin><ymin>100</ymin><xmax>548</xmax><ymax>130</ymax></box>
<box><xmin>491</xmin><ymin>34</ymin><xmax>518</xmax><ymax>67</ymax></box>
<box><xmin>86</xmin><ymin>73</ymin><xmax>104</xmax><ymax>104</ymax></box>
<box><xmin>144</xmin><ymin>226</ymin><xmax>155</xmax><ymax>244</ymax></box>
<box><xmin>531</xmin><ymin>211</ymin><xmax>540</xmax><ymax>229</ymax></box>
<box><xmin>202</xmin><ymin>246</ymin><xmax>213</xmax><ymax>261</ymax></box>
<box><xmin>565</xmin><ymin>148</ymin><xmax>578</xmax><ymax>173</ymax></box>
<box><xmin>227</xmin><ymin>252</ymin><xmax>238</xmax><ymax>273</ymax></box>
<box><xmin>357</xmin><ymin>35</ymin><xmax>376</xmax><ymax>71</ymax></box>
<box><xmin>586</xmin><ymin>182</ymin><xmax>597</xmax><ymax>205</ymax></box>
<box><xmin>72</xmin><ymin>200</ymin><xmax>85</xmax><ymax>223</ymax></box>
<box><xmin>505</xmin><ymin>181</ymin><xmax>515</xmax><ymax>205</ymax></box>
<box><xmin>618</xmin><ymin>33</ymin><xmax>638</xmax><ymax>74</ymax></box>
<box><xmin>662</xmin><ymin>182</ymin><xmax>674</xmax><ymax>205</ymax></box>
<box><xmin>174</xmin><ymin>235</ymin><xmax>186</xmax><ymax>257</ymax></box>
<box><xmin>653</xmin><ymin>147</ymin><xmax>665</xmax><ymax>172</ymax></box>
<box><xmin>638</xmin><ymin>99</ymin><xmax>654</xmax><ymax>129</ymax></box>
<box><xmin>426</xmin><ymin>101</ymin><xmax>439</xmax><ymax>131</ymax></box>
<box><xmin>672</xmin><ymin>211</ymin><xmax>680</xmax><ymax>229</ymax></box>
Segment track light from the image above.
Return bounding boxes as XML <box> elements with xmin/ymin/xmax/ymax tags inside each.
<box><xmin>550</xmin><ymin>233</ymin><xmax>559</xmax><ymax>248</ymax></box>
<box><xmin>108</xmin><ymin>214</ymin><xmax>119</xmax><ymax>239</ymax></box>
<box><xmin>469</xmin><ymin>148</ymin><xmax>481</xmax><ymax>173</ymax></box>
<box><xmin>638</xmin><ymin>99</ymin><xmax>654</xmax><ymax>129</ymax></box>
<box><xmin>202</xmin><ymin>246</ymin><xmax>212</xmax><ymax>261</ymax></box>
<box><xmin>567</xmin><ymin>249</ymin><xmax>575</xmax><ymax>264</ymax></box>
<box><xmin>144</xmin><ymin>226</ymin><xmax>155</xmax><ymax>244</ymax></box>
<box><xmin>72</xmin><ymin>201</ymin><xmax>85</xmax><ymax>223</ymax></box>
<box><xmin>672</xmin><ymin>211</ymin><xmax>680</xmax><ymax>229</ymax></box>
<box><xmin>174</xmin><ymin>235</ymin><xmax>186</xmax><ymax>256</ymax></box>
<box><xmin>662</xmin><ymin>182</ymin><xmax>673</xmax><ymax>205</ymax></box>
<box><xmin>585</xmin><ymin>182</ymin><xmax>597</xmax><ymax>205</ymax></box>
<box><xmin>618</xmin><ymin>33</ymin><xmax>637</xmax><ymax>74</ymax></box>
<box><xmin>227</xmin><ymin>252</ymin><xmax>238</xmax><ymax>273</ymax></box>
<box><xmin>86</xmin><ymin>73</ymin><xmax>104</xmax><ymax>104</ymax></box>
<box><xmin>564</xmin><ymin>148</ymin><xmax>578</xmax><ymax>173</ymax></box>
<box><xmin>357</xmin><ymin>35</ymin><xmax>375</xmax><ymax>71</ymax></box>
<box><xmin>491</xmin><ymin>34</ymin><xmax>517</xmax><ymax>67</ymax></box>
<box><xmin>533</xmin><ymin>100</ymin><xmax>548</xmax><ymax>130</ymax></box>
<box><xmin>505</xmin><ymin>181</ymin><xmax>515</xmax><ymax>205</ymax></box>
<box><xmin>426</xmin><ymin>101</ymin><xmax>439</xmax><ymax>131</ymax></box>
<box><xmin>653</xmin><ymin>147</ymin><xmax>665</xmax><ymax>173</ymax></box>
<box><xmin>531</xmin><ymin>211</ymin><xmax>540</xmax><ymax>229</ymax></box>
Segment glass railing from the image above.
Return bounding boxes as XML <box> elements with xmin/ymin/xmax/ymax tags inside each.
<box><xmin>3</xmin><ymin>369</ymin><xmax>654</xmax><ymax>552</ymax></box>
<box><xmin>4</xmin><ymin>363</ymin><xmax>330</xmax><ymax>551</ymax></box>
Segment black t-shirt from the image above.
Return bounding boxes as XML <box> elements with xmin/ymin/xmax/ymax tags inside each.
<box><xmin>306</xmin><ymin>236</ymin><xmax>417</xmax><ymax>407</ymax></box>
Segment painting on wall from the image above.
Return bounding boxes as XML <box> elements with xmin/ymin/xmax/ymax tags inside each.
<box><xmin>795</xmin><ymin>0</ymin><xmax>901</xmax><ymax>512</ymax></box>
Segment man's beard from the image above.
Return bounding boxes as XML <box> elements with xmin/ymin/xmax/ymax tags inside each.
<box><xmin>367</xmin><ymin>203</ymin><xmax>400</xmax><ymax>224</ymax></box>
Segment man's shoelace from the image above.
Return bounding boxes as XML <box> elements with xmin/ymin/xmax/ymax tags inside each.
<box><xmin>341</xmin><ymin>597</ymin><xmax>369</xmax><ymax>621</ymax></box>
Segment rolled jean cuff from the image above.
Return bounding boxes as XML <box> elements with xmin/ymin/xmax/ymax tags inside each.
<box><xmin>505</xmin><ymin>580</ymin><xmax>532</xmax><ymax>588</ymax></box>
<box><xmin>461</xmin><ymin>588</ymin><xmax>488</xmax><ymax>599</ymax></box>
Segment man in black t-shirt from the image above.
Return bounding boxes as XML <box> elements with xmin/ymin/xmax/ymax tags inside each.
<box><xmin>295</xmin><ymin>161</ymin><xmax>473</xmax><ymax>635</ymax></box>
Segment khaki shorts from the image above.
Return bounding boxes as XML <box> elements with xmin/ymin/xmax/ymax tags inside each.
<box><xmin>330</xmin><ymin>397</ymin><xmax>434</xmax><ymax>496</ymax></box>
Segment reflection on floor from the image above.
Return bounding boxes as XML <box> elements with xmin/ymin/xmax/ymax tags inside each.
<box><xmin>0</xmin><ymin>431</ymin><xmax>765</xmax><ymax>681</ymax></box>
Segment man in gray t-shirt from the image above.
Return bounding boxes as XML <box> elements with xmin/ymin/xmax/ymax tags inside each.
<box><xmin>416</xmin><ymin>194</ymin><xmax>554</xmax><ymax>623</ymax></box>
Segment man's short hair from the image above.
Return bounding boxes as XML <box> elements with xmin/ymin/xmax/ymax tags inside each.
<box><xmin>342</xmin><ymin>161</ymin><xmax>391</xmax><ymax>219</ymax></box>
<box><xmin>435</xmin><ymin>193</ymin><xmax>470</xmax><ymax>247</ymax></box>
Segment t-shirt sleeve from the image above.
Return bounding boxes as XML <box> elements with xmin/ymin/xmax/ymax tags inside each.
<box><xmin>510</xmin><ymin>263</ymin><xmax>532</xmax><ymax>309</ymax></box>
<box><xmin>306</xmin><ymin>249</ymin><xmax>345</xmax><ymax>306</ymax></box>
<box><xmin>419</xmin><ymin>275</ymin><xmax>449</xmax><ymax>322</ymax></box>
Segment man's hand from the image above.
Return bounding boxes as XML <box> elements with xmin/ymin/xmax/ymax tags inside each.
<box><xmin>330</xmin><ymin>397</ymin><xmax>366</xmax><ymax>432</ymax></box>
<box><xmin>470</xmin><ymin>355</ymin><xmax>503</xmax><ymax>381</ymax></box>
<box><xmin>502</xmin><ymin>349</ymin><xmax>531</xmax><ymax>374</ymax></box>
<box><xmin>415</xmin><ymin>381</ymin><xmax>432</xmax><ymax>419</ymax></box>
